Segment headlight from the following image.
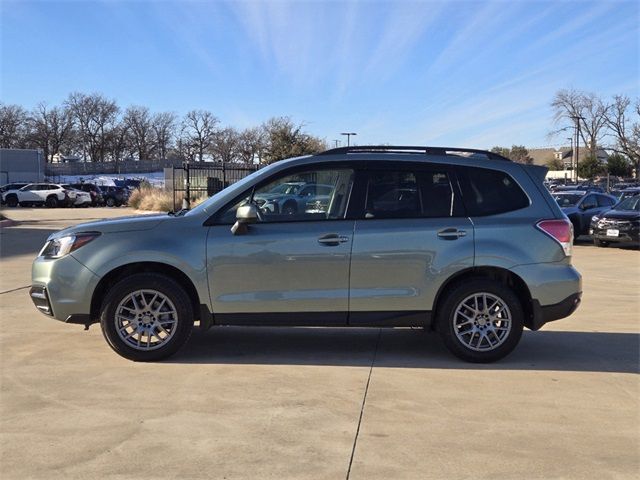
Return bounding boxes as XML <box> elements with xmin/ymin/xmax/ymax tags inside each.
<box><xmin>40</xmin><ymin>232</ymin><xmax>101</xmax><ymax>259</ymax></box>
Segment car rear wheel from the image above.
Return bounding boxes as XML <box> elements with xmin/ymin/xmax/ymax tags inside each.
<box><xmin>100</xmin><ymin>273</ymin><xmax>194</xmax><ymax>361</ymax></box>
<box><xmin>105</xmin><ymin>197</ymin><xmax>116</xmax><ymax>207</ymax></box>
<box><xmin>5</xmin><ymin>195</ymin><xmax>18</xmax><ymax>207</ymax></box>
<box><xmin>436</xmin><ymin>279</ymin><xmax>524</xmax><ymax>363</ymax></box>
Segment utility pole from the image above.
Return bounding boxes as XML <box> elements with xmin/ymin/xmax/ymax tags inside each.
<box><xmin>333</xmin><ymin>139</ymin><xmax>340</xmax><ymax>148</ymax></box>
<box><xmin>567</xmin><ymin>137</ymin><xmax>573</xmax><ymax>181</ymax></box>
<box><xmin>570</xmin><ymin>115</ymin><xmax>584</xmax><ymax>183</ymax></box>
<box><xmin>340</xmin><ymin>132</ymin><xmax>357</xmax><ymax>147</ymax></box>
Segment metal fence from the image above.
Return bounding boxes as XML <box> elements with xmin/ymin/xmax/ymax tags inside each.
<box><xmin>45</xmin><ymin>158</ymin><xmax>184</xmax><ymax>177</ymax></box>
<box><xmin>169</xmin><ymin>162</ymin><xmax>261</xmax><ymax>211</ymax></box>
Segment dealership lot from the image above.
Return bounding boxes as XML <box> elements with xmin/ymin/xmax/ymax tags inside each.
<box><xmin>0</xmin><ymin>208</ymin><xmax>638</xmax><ymax>479</ymax></box>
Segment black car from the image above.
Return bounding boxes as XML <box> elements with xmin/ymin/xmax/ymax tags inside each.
<box><xmin>70</xmin><ymin>183</ymin><xmax>104</xmax><ymax>206</ymax></box>
<box><xmin>590</xmin><ymin>194</ymin><xmax>640</xmax><ymax>247</ymax></box>
<box><xmin>102</xmin><ymin>186</ymin><xmax>129</xmax><ymax>207</ymax></box>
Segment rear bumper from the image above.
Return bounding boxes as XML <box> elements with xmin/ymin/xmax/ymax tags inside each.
<box><xmin>530</xmin><ymin>292</ymin><xmax>582</xmax><ymax>330</ymax></box>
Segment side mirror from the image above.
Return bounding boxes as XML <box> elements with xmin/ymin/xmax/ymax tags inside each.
<box><xmin>231</xmin><ymin>204</ymin><xmax>258</xmax><ymax>235</ymax></box>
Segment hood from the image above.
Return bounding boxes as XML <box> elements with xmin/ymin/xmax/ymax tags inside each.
<box><xmin>600</xmin><ymin>209</ymin><xmax>640</xmax><ymax>221</ymax></box>
<box><xmin>51</xmin><ymin>214</ymin><xmax>167</xmax><ymax>238</ymax></box>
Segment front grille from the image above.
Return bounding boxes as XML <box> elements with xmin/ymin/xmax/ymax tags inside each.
<box><xmin>30</xmin><ymin>286</ymin><xmax>53</xmax><ymax>316</ymax></box>
<box><xmin>598</xmin><ymin>219</ymin><xmax>631</xmax><ymax>229</ymax></box>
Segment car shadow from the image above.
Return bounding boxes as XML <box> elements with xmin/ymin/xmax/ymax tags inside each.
<box><xmin>0</xmin><ymin>227</ymin><xmax>58</xmax><ymax>259</ymax></box>
<box><xmin>171</xmin><ymin>327</ymin><xmax>639</xmax><ymax>374</ymax></box>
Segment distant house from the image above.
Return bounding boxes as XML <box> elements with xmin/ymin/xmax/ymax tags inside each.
<box><xmin>528</xmin><ymin>144</ymin><xmax>609</xmax><ymax>180</ymax></box>
<box><xmin>51</xmin><ymin>153</ymin><xmax>82</xmax><ymax>164</ymax></box>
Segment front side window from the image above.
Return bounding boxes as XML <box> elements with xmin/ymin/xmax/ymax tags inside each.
<box><xmin>216</xmin><ymin>168</ymin><xmax>354</xmax><ymax>224</ymax></box>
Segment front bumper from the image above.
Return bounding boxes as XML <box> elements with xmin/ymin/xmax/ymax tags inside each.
<box><xmin>31</xmin><ymin>253</ymin><xmax>100</xmax><ymax>324</ymax></box>
<box><xmin>590</xmin><ymin>224</ymin><xmax>640</xmax><ymax>244</ymax></box>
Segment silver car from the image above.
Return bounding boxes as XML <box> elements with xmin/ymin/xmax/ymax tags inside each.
<box><xmin>30</xmin><ymin>146</ymin><xmax>582</xmax><ymax>362</ymax></box>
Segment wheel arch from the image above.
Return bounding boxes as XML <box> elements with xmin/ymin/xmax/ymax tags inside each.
<box><xmin>90</xmin><ymin>262</ymin><xmax>203</xmax><ymax>323</ymax></box>
<box><xmin>431</xmin><ymin>266</ymin><xmax>534</xmax><ymax>330</ymax></box>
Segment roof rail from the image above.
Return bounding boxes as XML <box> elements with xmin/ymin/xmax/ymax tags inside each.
<box><xmin>316</xmin><ymin>145</ymin><xmax>511</xmax><ymax>162</ymax></box>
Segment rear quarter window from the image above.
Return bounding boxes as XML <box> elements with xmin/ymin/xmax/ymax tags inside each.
<box><xmin>457</xmin><ymin>166</ymin><xmax>529</xmax><ymax>216</ymax></box>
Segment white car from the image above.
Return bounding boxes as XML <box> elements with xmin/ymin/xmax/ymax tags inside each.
<box><xmin>1</xmin><ymin>183</ymin><xmax>76</xmax><ymax>208</ymax></box>
<box><xmin>61</xmin><ymin>185</ymin><xmax>92</xmax><ymax>207</ymax></box>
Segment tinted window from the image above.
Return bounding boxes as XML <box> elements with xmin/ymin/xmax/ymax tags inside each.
<box><xmin>597</xmin><ymin>195</ymin><xmax>615</xmax><ymax>207</ymax></box>
<box><xmin>419</xmin><ymin>171</ymin><xmax>455</xmax><ymax>217</ymax></box>
<box><xmin>365</xmin><ymin>171</ymin><xmax>419</xmax><ymax>219</ymax></box>
<box><xmin>458</xmin><ymin>167</ymin><xmax>529</xmax><ymax>216</ymax></box>
<box><xmin>581</xmin><ymin>195</ymin><xmax>597</xmax><ymax>209</ymax></box>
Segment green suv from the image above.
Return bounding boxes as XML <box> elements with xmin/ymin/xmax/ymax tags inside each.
<box><xmin>30</xmin><ymin>146</ymin><xmax>582</xmax><ymax>362</ymax></box>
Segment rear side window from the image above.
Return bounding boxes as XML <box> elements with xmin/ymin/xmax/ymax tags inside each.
<box><xmin>365</xmin><ymin>171</ymin><xmax>420</xmax><ymax>219</ymax></box>
<box><xmin>597</xmin><ymin>195</ymin><xmax>615</xmax><ymax>207</ymax></box>
<box><xmin>457</xmin><ymin>166</ymin><xmax>529</xmax><ymax>216</ymax></box>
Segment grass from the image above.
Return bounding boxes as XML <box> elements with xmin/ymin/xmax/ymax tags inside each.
<box><xmin>128</xmin><ymin>186</ymin><xmax>208</xmax><ymax>212</ymax></box>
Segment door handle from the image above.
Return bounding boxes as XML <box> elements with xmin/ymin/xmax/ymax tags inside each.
<box><xmin>437</xmin><ymin>228</ymin><xmax>467</xmax><ymax>240</ymax></box>
<box><xmin>317</xmin><ymin>233</ymin><xmax>349</xmax><ymax>246</ymax></box>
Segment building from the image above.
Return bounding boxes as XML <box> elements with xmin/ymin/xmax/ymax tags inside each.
<box><xmin>0</xmin><ymin>149</ymin><xmax>45</xmax><ymax>184</ymax></box>
<box><xmin>528</xmin><ymin>145</ymin><xmax>609</xmax><ymax>180</ymax></box>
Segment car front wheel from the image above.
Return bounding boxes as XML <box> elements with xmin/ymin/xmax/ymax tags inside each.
<box><xmin>436</xmin><ymin>280</ymin><xmax>524</xmax><ymax>363</ymax></box>
<box><xmin>100</xmin><ymin>273</ymin><xmax>194</xmax><ymax>361</ymax></box>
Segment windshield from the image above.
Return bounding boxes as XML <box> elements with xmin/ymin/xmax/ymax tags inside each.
<box><xmin>553</xmin><ymin>194</ymin><xmax>583</xmax><ymax>207</ymax></box>
<box><xmin>615</xmin><ymin>195</ymin><xmax>640</xmax><ymax>211</ymax></box>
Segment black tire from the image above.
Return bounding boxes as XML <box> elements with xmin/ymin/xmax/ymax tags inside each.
<box><xmin>45</xmin><ymin>195</ymin><xmax>59</xmax><ymax>208</ymax></box>
<box><xmin>105</xmin><ymin>197</ymin><xmax>116</xmax><ymax>207</ymax></box>
<box><xmin>5</xmin><ymin>195</ymin><xmax>18</xmax><ymax>207</ymax></box>
<box><xmin>436</xmin><ymin>279</ymin><xmax>524</xmax><ymax>363</ymax></box>
<box><xmin>594</xmin><ymin>238</ymin><xmax>608</xmax><ymax>247</ymax></box>
<box><xmin>282</xmin><ymin>201</ymin><xmax>297</xmax><ymax>215</ymax></box>
<box><xmin>100</xmin><ymin>273</ymin><xmax>194</xmax><ymax>361</ymax></box>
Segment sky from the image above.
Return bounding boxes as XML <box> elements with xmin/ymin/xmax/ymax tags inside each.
<box><xmin>1</xmin><ymin>0</ymin><xmax>638</xmax><ymax>149</ymax></box>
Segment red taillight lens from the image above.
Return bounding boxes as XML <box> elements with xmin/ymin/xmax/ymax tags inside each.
<box><xmin>536</xmin><ymin>219</ymin><xmax>573</xmax><ymax>256</ymax></box>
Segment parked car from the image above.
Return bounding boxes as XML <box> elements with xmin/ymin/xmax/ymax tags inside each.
<box><xmin>554</xmin><ymin>184</ymin><xmax>603</xmax><ymax>193</ymax></box>
<box><xmin>102</xmin><ymin>186</ymin><xmax>129</xmax><ymax>207</ymax></box>
<box><xmin>618</xmin><ymin>187</ymin><xmax>640</xmax><ymax>201</ymax></box>
<box><xmin>61</xmin><ymin>185</ymin><xmax>92</xmax><ymax>207</ymax></box>
<box><xmin>590</xmin><ymin>194</ymin><xmax>640</xmax><ymax>247</ymax></box>
<box><xmin>0</xmin><ymin>183</ymin><xmax>29</xmax><ymax>205</ymax></box>
<box><xmin>2</xmin><ymin>183</ymin><xmax>75</xmax><ymax>208</ymax></box>
<box><xmin>30</xmin><ymin>145</ymin><xmax>582</xmax><ymax>363</ymax></box>
<box><xmin>254</xmin><ymin>182</ymin><xmax>334</xmax><ymax>215</ymax></box>
<box><xmin>552</xmin><ymin>191</ymin><xmax>618</xmax><ymax>237</ymax></box>
<box><xmin>70</xmin><ymin>183</ymin><xmax>104</xmax><ymax>206</ymax></box>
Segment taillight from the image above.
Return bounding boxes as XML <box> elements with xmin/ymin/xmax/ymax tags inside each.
<box><xmin>536</xmin><ymin>219</ymin><xmax>573</xmax><ymax>256</ymax></box>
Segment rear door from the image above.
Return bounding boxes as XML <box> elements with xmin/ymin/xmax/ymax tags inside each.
<box><xmin>348</xmin><ymin>163</ymin><xmax>474</xmax><ymax>325</ymax></box>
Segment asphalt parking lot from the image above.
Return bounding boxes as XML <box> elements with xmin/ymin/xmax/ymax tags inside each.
<box><xmin>0</xmin><ymin>207</ymin><xmax>638</xmax><ymax>480</ymax></box>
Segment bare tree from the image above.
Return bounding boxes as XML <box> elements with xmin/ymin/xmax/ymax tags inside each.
<box><xmin>123</xmin><ymin>106</ymin><xmax>155</xmax><ymax>160</ymax></box>
<box><xmin>180</xmin><ymin>110</ymin><xmax>218</xmax><ymax>162</ymax></box>
<box><xmin>551</xmin><ymin>89</ymin><xmax>608</xmax><ymax>159</ymax></box>
<box><xmin>210</xmin><ymin>127</ymin><xmax>240</xmax><ymax>163</ymax></box>
<box><xmin>604</xmin><ymin>95</ymin><xmax>640</xmax><ymax>177</ymax></box>
<box><xmin>28</xmin><ymin>103</ymin><xmax>74</xmax><ymax>162</ymax></box>
<box><xmin>152</xmin><ymin>112</ymin><xmax>176</xmax><ymax>160</ymax></box>
<box><xmin>65</xmin><ymin>92</ymin><xmax>119</xmax><ymax>162</ymax></box>
<box><xmin>106</xmin><ymin>121</ymin><xmax>132</xmax><ymax>166</ymax></box>
<box><xmin>0</xmin><ymin>103</ymin><xmax>29</xmax><ymax>148</ymax></box>
<box><xmin>237</xmin><ymin>127</ymin><xmax>266</xmax><ymax>163</ymax></box>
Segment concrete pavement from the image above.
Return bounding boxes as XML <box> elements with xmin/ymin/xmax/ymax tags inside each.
<box><xmin>0</xmin><ymin>207</ymin><xmax>638</xmax><ymax>479</ymax></box>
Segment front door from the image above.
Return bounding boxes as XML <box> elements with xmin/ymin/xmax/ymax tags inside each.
<box><xmin>206</xmin><ymin>167</ymin><xmax>355</xmax><ymax>325</ymax></box>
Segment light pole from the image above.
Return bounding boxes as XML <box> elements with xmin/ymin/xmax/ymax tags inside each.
<box><xmin>340</xmin><ymin>132</ymin><xmax>357</xmax><ymax>147</ymax></box>
<box><xmin>333</xmin><ymin>139</ymin><xmax>341</xmax><ymax>148</ymax></box>
<box><xmin>570</xmin><ymin>115</ymin><xmax>584</xmax><ymax>182</ymax></box>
